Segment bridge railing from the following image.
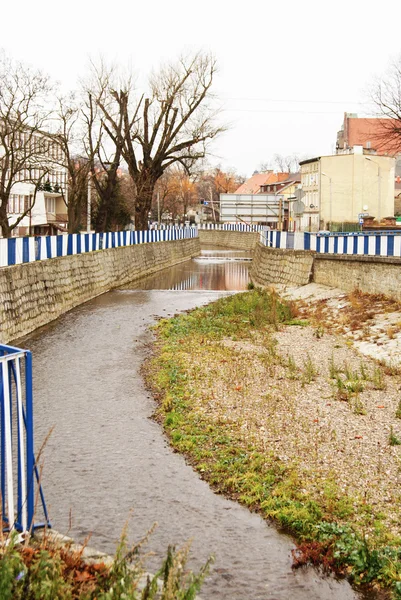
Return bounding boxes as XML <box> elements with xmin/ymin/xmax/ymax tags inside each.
<box><xmin>0</xmin><ymin>344</ymin><xmax>50</xmax><ymax>540</ymax></box>
<box><xmin>0</xmin><ymin>226</ymin><xmax>198</xmax><ymax>268</ymax></box>
<box><xmin>261</xmin><ymin>230</ymin><xmax>401</xmax><ymax>258</ymax></box>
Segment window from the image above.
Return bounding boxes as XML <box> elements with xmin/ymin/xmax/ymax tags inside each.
<box><xmin>45</xmin><ymin>197</ymin><xmax>55</xmax><ymax>214</ymax></box>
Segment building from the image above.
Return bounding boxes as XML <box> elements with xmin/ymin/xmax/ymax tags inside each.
<box><xmin>219</xmin><ymin>193</ymin><xmax>288</xmax><ymax>228</ymax></box>
<box><xmin>299</xmin><ymin>152</ymin><xmax>395</xmax><ymax>231</ymax></box>
<box><xmin>259</xmin><ymin>174</ymin><xmax>301</xmax><ymax>231</ymax></box>
<box><xmin>395</xmin><ymin>177</ymin><xmax>401</xmax><ymax>215</ymax></box>
<box><xmin>2</xmin><ymin>131</ymin><xmax>68</xmax><ymax>237</ymax></box>
<box><xmin>221</xmin><ymin>171</ymin><xmax>299</xmax><ymax>230</ymax></box>
<box><xmin>336</xmin><ymin>113</ymin><xmax>401</xmax><ymax>156</ymax></box>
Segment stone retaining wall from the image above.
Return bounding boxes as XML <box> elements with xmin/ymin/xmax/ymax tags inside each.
<box><xmin>251</xmin><ymin>244</ymin><xmax>314</xmax><ymax>287</ymax></box>
<box><xmin>251</xmin><ymin>243</ymin><xmax>401</xmax><ymax>302</ymax></box>
<box><xmin>0</xmin><ymin>238</ymin><xmax>200</xmax><ymax>343</ymax></box>
<box><xmin>313</xmin><ymin>254</ymin><xmax>401</xmax><ymax>301</ymax></box>
<box><xmin>198</xmin><ymin>229</ymin><xmax>259</xmax><ymax>250</ymax></box>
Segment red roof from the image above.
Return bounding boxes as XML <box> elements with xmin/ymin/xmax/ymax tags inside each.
<box><xmin>235</xmin><ymin>171</ymin><xmax>290</xmax><ymax>194</ymax></box>
<box><xmin>341</xmin><ymin>115</ymin><xmax>401</xmax><ymax>156</ymax></box>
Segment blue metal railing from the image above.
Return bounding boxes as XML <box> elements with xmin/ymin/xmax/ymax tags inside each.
<box><xmin>0</xmin><ymin>344</ymin><xmax>50</xmax><ymax>537</ymax></box>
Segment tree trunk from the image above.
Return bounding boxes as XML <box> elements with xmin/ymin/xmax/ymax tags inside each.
<box><xmin>67</xmin><ymin>189</ymin><xmax>85</xmax><ymax>234</ymax></box>
<box><xmin>134</xmin><ymin>171</ymin><xmax>157</xmax><ymax>230</ymax></box>
<box><xmin>0</xmin><ymin>203</ymin><xmax>11</xmax><ymax>238</ymax></box>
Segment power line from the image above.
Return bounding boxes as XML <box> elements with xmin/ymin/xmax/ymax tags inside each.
<box><xmin>223</xmin><ymin>107</ymin><xmax>343</xmax><ymax>115</ymax></box>
<box><xmin>221</xmin><ymin>96</ymin><xmax>368</xmax><ymax>105</ymax></box>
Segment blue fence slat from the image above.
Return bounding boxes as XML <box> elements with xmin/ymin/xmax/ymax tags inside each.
<box><xmin>388</xmin><ymin>235</ymin><xmax>394</xmax><ymax>257</ymax></box>
<box><xmin>76</xmin><ymin>235</ymin><xmax>81</xmax><ymax>255</ymax></box>
<box><xmin>8</xmin><ymin>238</ymin><xmax>16</xmax><ymax>265</ymax></box>
<box><xmin>375</xmin><ymin>235</ymin><xmax>381</xmax><ymax>256</ymax></box>
<box><xmin>22</xmin><ymin>238</ymin><xmax>30</xmax><ymax>263</ymax></box>
<box><xmin>67</xmin><ymin>235</ymin><xmax>73</xmax><ymax>256</ymax></box>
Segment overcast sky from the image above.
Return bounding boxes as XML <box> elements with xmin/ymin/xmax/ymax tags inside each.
<box><xmin>3</xmin><ymin>0</ymin><xmax>401</xmax><ymax>177</ymax></box>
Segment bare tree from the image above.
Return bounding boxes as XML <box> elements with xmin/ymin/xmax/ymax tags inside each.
<box><xmin>93</xmin><ymin>52</ymin><xmax>224</xmax><ymax>230</ymax></box>
<box><xmin>81</xmin><ymin>65</ymin><xmax>125</xmax><ymax>232</ymax></box>
<box><xmin>370</xmin><ymin>55</ymin><xmax>401</xmax><ymax>154</ymax></box>
<box><xmin>0</xmin><ymin>51</ymin><xmax>55</xmax><ymax>237</ymax></box>
<box><xmin>55</xmin><ymin>94</ymin><xmax>91</xmax><ymax>233</ymax></box>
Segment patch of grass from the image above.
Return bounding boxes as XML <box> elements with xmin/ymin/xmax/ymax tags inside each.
<box><xmin>396</xmin><ymin>400</ymin><xmax>401</xmax><ymax>420</ymax></box>
<box><xmin>147</xmin><ymin>290</ymin><xmax>401</xmax><ymax>597</ymax></box>
<box><xmin>284</xmin><ymin>319</ymin><xmax>309</xmax><ymax>327</ymax></box>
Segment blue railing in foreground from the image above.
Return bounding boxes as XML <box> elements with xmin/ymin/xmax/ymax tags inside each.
<box><xmin>0</xmin><ymin>226</ymin><xmax>198</xmax><ymax>268</ymax></box>
<box><xmin>0</xmin><ymin>344</ymin><xmax>50</xmax><ymax>539</ymax></box>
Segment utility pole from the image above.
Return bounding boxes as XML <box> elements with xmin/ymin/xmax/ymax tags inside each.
<box><xmin>87</xmin><ymin>175</ymin><xmax>91</xmax><ymax>233</ymax></box>
<box><xmin>209</xmin><ymin>186</ymin><xmax>216</xmax><ymax>222</ymax></box>
<box><xmin>278</xmin><ymin>197</ymin><xmax>283</xmax><ymax>231</ymax></box>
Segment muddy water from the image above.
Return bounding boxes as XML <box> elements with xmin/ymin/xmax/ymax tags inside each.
<box><xmin>19</xmin><ymin>248</ymin><xmax>367</xmax><ymax>599</ymax></box>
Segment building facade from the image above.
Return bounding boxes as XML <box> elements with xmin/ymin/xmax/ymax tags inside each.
<box><xmin>299</xmin><ymin>152</ymin><xmax>395</xmax><ymax>231</ymax></box>
<box><xmin>2</xmin><ymin>130</ymin><xmax>68</xmax><ymax>238</ymax></box>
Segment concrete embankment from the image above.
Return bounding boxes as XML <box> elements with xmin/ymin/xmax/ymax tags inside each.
<box><xmin>0</xmin><ymin>237</ymin><xmax>200</xmax><ymax>343</ymax></box>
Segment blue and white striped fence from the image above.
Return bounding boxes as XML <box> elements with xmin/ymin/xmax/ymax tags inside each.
<box><xmin>261</xmin><ymin>230</ymin><xmax>401</xmax><ymax>258</ymax></box>
<box><xmin>199</xmin><ymin>223</ymin><xmax>268</xmax><ymax>232</ymax></box>
<box><xmin>0</xmin><ymin>344</ymin><xmax>50</xmax><ymax>538</ymax></box>
<box><xmin>0</xmin><ymin>226</ymin><xmax>198</xmax><ymax>268</ymax></box>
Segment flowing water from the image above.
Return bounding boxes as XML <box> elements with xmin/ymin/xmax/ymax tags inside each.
<box><xmin>17</xmin><ymin>247</ymin><xmax>371</xmax><ymax>599</ymax></box>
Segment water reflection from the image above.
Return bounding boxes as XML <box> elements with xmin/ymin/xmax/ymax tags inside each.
<box><xmin>123</xmin><ymin>247</ymin><xmax>251</xmax><ymax>291</ymax></box>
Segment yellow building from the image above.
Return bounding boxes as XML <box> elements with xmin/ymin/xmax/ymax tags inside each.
<box><xmin>299</xmin><ymin>152</ymin><xmax>395</xmax><ymax>231</ymax></box>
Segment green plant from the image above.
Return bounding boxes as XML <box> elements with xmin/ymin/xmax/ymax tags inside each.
<box><xmin>372</xmin><ymin>366</ymin><xmax>386</xmax><ymax>391</ymax></box>
<box><xmin>247</xmin><ymin>281</ymin><xmax>255</xmax><ymax>290</ymax></box>
<box><xmin>302</xmin><ymin>354</ymin><xmax>319</xmax><ymax>385</ymax></box>
<box><xmin>313</xmin><ymin>325</ymin><xmax>324</xmax><ymax>339</ymax></box>
<box><xmin>287</xmin><ymin>354</ymin><xmax>298</xmax><ymax>380</ymax></box>
<box><xmin>333</xmin><ymin>374</ymin><xmax>364</xmax><ymax>402</ymax></box>
<box><xmin>328</xmin><ymin>353</ymin><xmax>341</xmax><ymax>379</ymax></box>
<box><xmin>352</xmin><ymin>395</ymin><xmax>367</xmax><ymax>416</ymax></box>
<box><xmin>359</xmin><ymin>362</ymin><xmax>369</xmax><ymax>380</ymax></box>
<box><xmin>396</xmin><ymin>400</ymin><xmax>401</xmax><ymax>419</ymax></box>
<box><xmin>0</xmin><ymin>529</ymin><xmax>211</xmax><ymax>600</ymax></box>
<box><xmin>389</xmin><ymin>427</ymin><xmax>401</xmax><ymax>446</ymax></box>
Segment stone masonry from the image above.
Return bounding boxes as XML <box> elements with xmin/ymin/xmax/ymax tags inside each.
<box><xmin>251</xmin><ymin>243</ymin><xmax>401</xmax><ymax>302</ymax></box>
<box><xmin>198</xmin><ymin>230</ymin><xmax>259</xmax><ymax>250</ymax></box>
<box><xmin>0</xmin><ymin>238</ymin><xmax>200</xmax><ymax>343</ymax></box>
<box><xmin>313</xmin><ymin>254</ymin><xmax>401</xmax><ymax>302</ymax></box>
<box><xmin>251</xmin><ymin>244</ymin><xmax>314</xmax><ymax>287</ymax></box>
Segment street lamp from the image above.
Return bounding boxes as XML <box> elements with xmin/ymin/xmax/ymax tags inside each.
<box><xmin>365</xmin><ymin>157</ymin><xmax>381</xmax><ymax>223</ymax></box>
<box><xmin>321</xmin><ymin>172</ymin><xmax>332</xmax><ymax>230</ymax></box>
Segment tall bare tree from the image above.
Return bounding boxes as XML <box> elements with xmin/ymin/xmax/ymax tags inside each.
<box><xmin>370</xmin><ymin>55</ymin><xmax>401</xmax><ymax>154</ymax></box>
<box><xmin>0</xmin><ymin>51</ymin><xmax>55</xmax><ymax>237</ymax></box>
<box><xmin>82</xmin><ymin>73</ymin><xmax>124</xmax><ymax>232</ymax></box>
<box><xmin>54</xmin><ymin>94</ymin><xmax>91</xmax><ymax>233</ymax></box>
<box><xmin>93</xmin><ymin>52</ymin><xmax>224</xmax><ymax>230</ymax></box>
